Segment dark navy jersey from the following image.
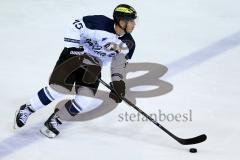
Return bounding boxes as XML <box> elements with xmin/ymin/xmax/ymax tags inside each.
<box><xmin>64</xmin><ymin>15</ymin><xmax>135</xmax><ymax>64</ymax></box>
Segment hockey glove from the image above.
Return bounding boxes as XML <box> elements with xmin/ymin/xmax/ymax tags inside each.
<box><xmin>109</xmin><ymin>80</ymin><xmax>125</xmax><ymax>103</ymax></box>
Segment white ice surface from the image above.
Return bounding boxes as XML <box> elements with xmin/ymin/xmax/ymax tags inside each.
<box><xmin>0</xmin><ymin>0</ymin><xmax>240</xmax><ymax>160</ymax></box>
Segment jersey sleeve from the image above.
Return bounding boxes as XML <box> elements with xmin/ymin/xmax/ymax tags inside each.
<box><xmin>64</xmin><ymin>19</ymin><xmax>86</xmax><ymax>48</ymax></box>
<box><xmin>119</xmin><ymin>34</ymin><xmax>136</xmax><ymax>60</ymax></box>
<box><xmin>111</xmin><ymin>53</ymin><xmax>127</xmax><ymax>82</ymax></box>
<box><xmin>125</xmin><ymin>39</ymin><xmax>135</xmax><ymax>60</ymax></box>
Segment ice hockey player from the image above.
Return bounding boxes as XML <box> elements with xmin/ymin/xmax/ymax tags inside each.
<box><xmin>14</xmin><ymin>4</ymin><xmax>137</xmax><ymax>138</ymax></box>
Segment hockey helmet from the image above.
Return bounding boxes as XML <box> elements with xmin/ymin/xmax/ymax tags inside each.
<box><xmin>113</xmin><ymin>4</ymin><xmax>137</xmax><ymax>23</ymax></box>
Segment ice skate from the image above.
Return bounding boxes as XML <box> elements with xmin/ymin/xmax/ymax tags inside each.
<box><xmin>14</xmin><ymin>104</ymin><xmax>34</xmax><ymax>129</ymax></box>
<box><xmin>40</xmin><ymin>113</ymin><xmax>62</xmax><ymax>138</ymax></box>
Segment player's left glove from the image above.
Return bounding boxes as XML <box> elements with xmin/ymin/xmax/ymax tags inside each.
<box><xmin>109</xmin><ymin>80</ymin><xmax>125</xmax><ymax>103</ymax></box>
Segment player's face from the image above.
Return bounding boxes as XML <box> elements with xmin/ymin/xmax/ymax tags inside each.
<box><xmin>126</xmin><ymin>19</ymin><xmax>136</xmax><ymax>33</ymax></box>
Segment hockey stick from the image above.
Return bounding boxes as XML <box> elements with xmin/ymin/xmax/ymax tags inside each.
<box><xmin>98</xmin><ymin>78</ymin><xmax>207</xmax><ymax>145</ymax></box>
<box><xmin>81</xmin><ymin>66</ymin><xmax>207</xmax><ymax>145</ymax></box>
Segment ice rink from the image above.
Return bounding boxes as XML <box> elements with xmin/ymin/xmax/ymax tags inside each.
<box><xmin>1</xmin><ymin>0</ymin><xmax>240</xmax><ymax>159</ymax></box>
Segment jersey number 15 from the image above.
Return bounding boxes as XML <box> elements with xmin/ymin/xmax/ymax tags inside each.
<box><xmin>73</xmin><ymin>19</ymin><xmax>83</xmax><ymax>30</ymax></box>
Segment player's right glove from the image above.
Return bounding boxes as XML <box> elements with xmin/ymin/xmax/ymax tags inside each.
<box><xmin>109</xmin><ymin>80</ymin><xmax>125</xmax><ymax>103</ymax></box>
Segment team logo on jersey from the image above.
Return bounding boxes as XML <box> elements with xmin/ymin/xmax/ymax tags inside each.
<box><xmin>85</xmin><ymin>39</ymin><xmax>102</xmax><ymax>50</ymax></box>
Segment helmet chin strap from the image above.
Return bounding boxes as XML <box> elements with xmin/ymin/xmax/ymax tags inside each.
<box><xmin>118</xmin><ymin>20</ymin><xmax>128</xmax><ymax>34</ymax></box>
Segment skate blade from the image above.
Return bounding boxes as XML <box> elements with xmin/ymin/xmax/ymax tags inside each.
<box><xmin>40</xmin><ymin>126</ymin><xmax>57</xmax><ymax>138</ymax></box>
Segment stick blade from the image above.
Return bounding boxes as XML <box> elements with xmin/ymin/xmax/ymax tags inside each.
<box><xmin>179</xmin><ymin>134</ymin><xmax>207</xmax><ymax>145</ymax></box>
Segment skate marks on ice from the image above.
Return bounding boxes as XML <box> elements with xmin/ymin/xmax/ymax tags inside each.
<box><xmin>81</xmin><ymin>125</ymin><xmax>190</xmax><ymax>152</ymax></box>
<box><xmin>0</xmin><ymin>122</ymin><xmax>72</xmax><ymax>159</ymax></box>
<box><xmin>54</xmin><ymin>62</ymin><xmax>173</xmax><ymax>121</ymax></box>
<box><xmin>2</xmin><ymin>31</ymin><xmax>240</xmax><ymax>158</ymax></box>
<box><xmin>165</xmin><ymin>31</ymin><xmax>240</xmax><ymax>78</ymax></box>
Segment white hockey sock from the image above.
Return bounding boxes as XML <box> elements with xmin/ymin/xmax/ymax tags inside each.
<box><xmin>29</xmin><ymin>86</ymin><xmax>64</xmax><ymax>111</ymax></box>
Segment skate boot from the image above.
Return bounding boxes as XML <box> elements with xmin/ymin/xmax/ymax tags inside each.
<box><xmin>14</xmin><ymin>104</ymin><xmax>35</xmax><ymax>129</ymax></box>
<box><xmin>40</xmin><ymin>112</ymin><xmax>62</xmax><ymax>138</ymax></box>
